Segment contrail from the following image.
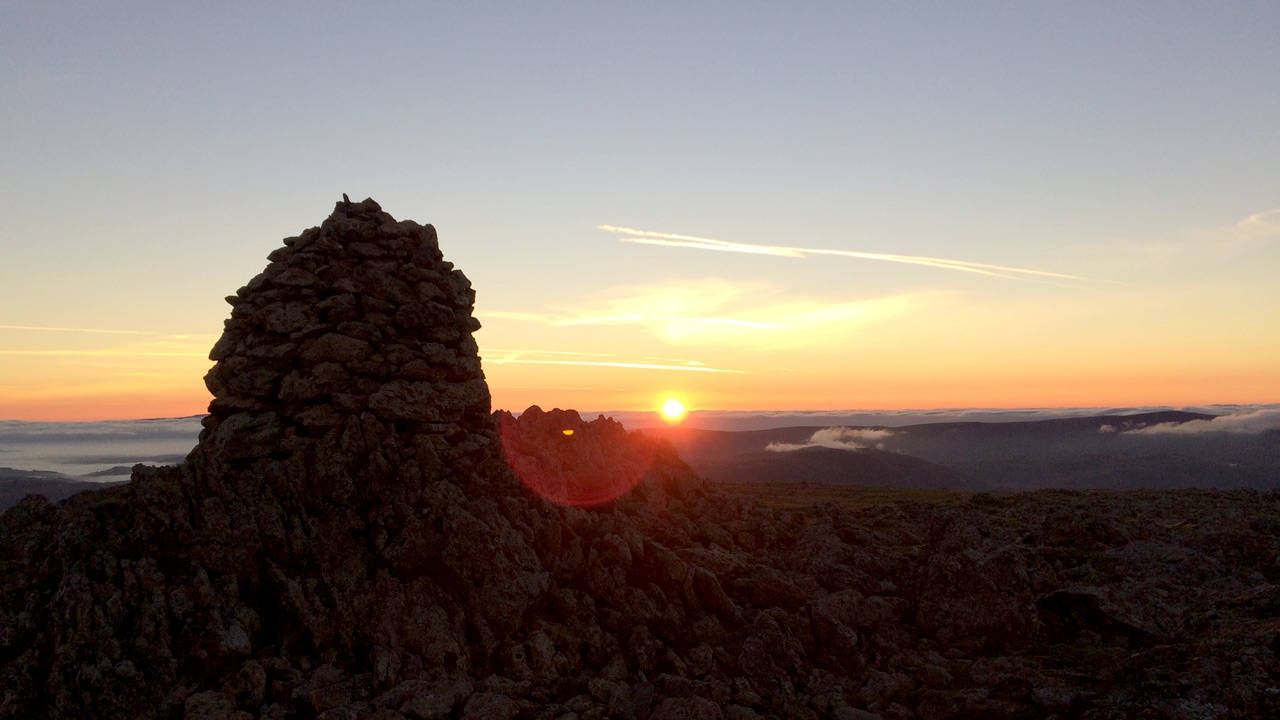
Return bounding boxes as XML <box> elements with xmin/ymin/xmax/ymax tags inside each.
<box><xmin>599</xmin><ymin>225</ymin><xmax>1094</xmax><ymax>282</ymax></box>
<box><xmin>598</xmin><ymin>226</ymin><xmax>805</xmax><ymax>258</ymax></box>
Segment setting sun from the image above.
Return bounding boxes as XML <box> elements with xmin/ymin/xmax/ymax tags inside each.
<box><xmin>661</xmin><ymin>398</ymin><xmax>686</xmax><ymax>422</ymax></box>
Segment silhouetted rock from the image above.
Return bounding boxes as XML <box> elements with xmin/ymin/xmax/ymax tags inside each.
<box><xmin>3</xmin><ymin>200</ymin><xmax>1278</xmax><ymax>720</ymax></box>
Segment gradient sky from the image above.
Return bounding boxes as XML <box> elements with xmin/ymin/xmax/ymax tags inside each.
<box><xmin>2</xmin><ymin>2</ymin><xmax>1278</xmax><ymax>421</ymax></box>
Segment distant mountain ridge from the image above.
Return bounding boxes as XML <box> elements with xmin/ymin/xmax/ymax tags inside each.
<box><xmin>641</xmin><ymin>410</ymin><xmax>1280</xmax><ymax>490</ymax></box>
<box><xmin>0</xmin><ymin>468</ymin><xmax>126</xmax><ymax>511</ymax></box>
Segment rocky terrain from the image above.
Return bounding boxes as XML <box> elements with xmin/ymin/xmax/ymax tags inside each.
<box><xmin>3</xmin><ymin>199</ymin><xmax>1279</xmax><ymax>720</ymax></box>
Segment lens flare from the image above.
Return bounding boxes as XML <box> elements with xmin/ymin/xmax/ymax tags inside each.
<box><xmin>498</xmin><ymin>408</ymin><xmax>655</xmax><ymax>507</ymax></box>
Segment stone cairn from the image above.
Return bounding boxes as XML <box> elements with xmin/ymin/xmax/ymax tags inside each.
<box><xmin>198</xmin><ymin>196</ymin><xmax>497</xmax><ymax>496</ymax></box>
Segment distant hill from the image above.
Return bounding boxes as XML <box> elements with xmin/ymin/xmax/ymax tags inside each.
<box><xmin>641</xmin><ymin>411</ymin><xmax>1280</xmax><ymax>490</ymax></box>
<box><xmin>0</xmin><ymin>468</ymin><xmax>125</xmax><ymax>511</ymax></box>
<box><xmin>694</xmin><ymin>446</ymin><xmax>978</xmax><ymax>488</ymax></box>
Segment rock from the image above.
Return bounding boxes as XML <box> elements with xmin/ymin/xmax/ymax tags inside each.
<box><xmin>398</xmin><ymin>679</ymin><xmax>475</xmax><ymax>720</ymax></box>
<box><xmin>459</xmin><ymin>692</ymin><xmax>520</xmax><ymax>720</ymax></box>
<box><xmin>724</xmin><ymin>706</ymin><xmax>766</xmax><ymax>720</ymax></box>
<box><xmin>183</xmin><ymin>691</ymin><xmax>238</xmax><ymax>720</ymax></box>
<box><xmin>834</xmin><ymin>708</ymin><xmax>884</xmax><ymax>720</ymax></box>
<box><xmin>649</xmin><ymin>696</ymin><xmax>724</xmax><ymax>720</ymax></box>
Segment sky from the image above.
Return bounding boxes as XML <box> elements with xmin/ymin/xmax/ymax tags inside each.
<box><xmin>1</xmin><ymin>2</ymin><xmax>1278</xmax><ymax>421</ymax></box>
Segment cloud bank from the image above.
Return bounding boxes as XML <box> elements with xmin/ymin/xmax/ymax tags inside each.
<box><xmin>1122</xmin><ymin>410</ymin><xmax>1280</xmax><ymax>436</ymax></box>
<box><xmin>766</xmin><ymin>427</ymin><xmax>897</xmax><ymax>452</ymax></box>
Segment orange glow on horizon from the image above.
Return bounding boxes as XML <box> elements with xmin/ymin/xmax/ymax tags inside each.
<box><xmin>2</xmin><ymin>366</ymin><xmax>1278</xmax><ymax>422</ymax></box>
<box><xmin>0</xmin><ymin>393</ymin><xmax>212</xmax><ymax>422</ymax></box>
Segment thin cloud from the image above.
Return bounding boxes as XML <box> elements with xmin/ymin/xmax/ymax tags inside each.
<box><xmin>0</xmin><ymin>325</ymin><xmax>152</xmax><ymax>335</ymax></box>
<box><xmin>0</xmin><ymin>335</ymin><xmax>212</xmax><ymax>358</ymax></box>
<box><xmin>483</xmin><ymin>349</ymin><xmax>742</xmax><ymax>373</ymax></box>
<box><xmin>555</xmin><ymin>315</ymin><xmax>785</xmax><ymax>330</ymax></box>
<box><xmin>484</xmin><ymin>348</ymin><xmax>616</xmax><ymax>358</ymax></box>
<box><xmin>0</xmin><ymin>350</ymin><xmax>207</xmax><ymax>357</ymax></box>
<box><xmin>1237</xmin><ymin>209</ymin><xmax>1280</xmax><ymax>238</ymax></box>
<box><xmin>1183</xmin><ymin>208</ymin><xmax>1280</xmax><ymax>250</ymax></box>
<box><xmin>481</xmin><ymin>311</ymin><xmax>559</xmax><ymax>323</ymax></box>
<box><xmin>766</xmin><ymin>427</ymin><xmax>897</xmax><ymax>452</ymax></box>
<box><xmin>641</xmin><ymin>356</ymin><xmax>706</xmax><ymax>366</ymax></box>
<box><xmin>490</xmin><ymin>278</ymin><xmax>920</xmax><ymax>348</ymax></box>
<box><xmin>1124</xmin><ymin>410</ymin><xmax>1280</xmax><ymax>435</ymax></box>
<box><xmin>600</xmin><ymin>225</ymin><xmax>1096</xmax><ymax>282</ymax></box>
<box><xmin>485</xmin><ymin>359</ymin><xmax>743</xmax><ymax>374</ymax></box>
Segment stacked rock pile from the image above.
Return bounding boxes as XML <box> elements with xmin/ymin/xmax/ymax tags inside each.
<box><xmin>198</xmin><ymin>197</ymin><xmax>495</xmax><ymax>489</ymax></box>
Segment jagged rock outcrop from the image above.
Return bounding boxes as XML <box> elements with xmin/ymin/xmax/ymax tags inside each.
<box><xmin>497</xmin><ymin>407</ymin><xmax>662</xmax><ymax>507</ymax></box>
<box><xmin>3</xmin><ymin>200</ymin><xmax>1278</xmax><ymax>720</ymax></box>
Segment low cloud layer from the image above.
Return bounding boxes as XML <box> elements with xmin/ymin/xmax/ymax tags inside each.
<box><xmin>766</xmin><ymin>427</ymin><xmax>896</xmax><ymax>452</ymax></box>
<box><xmin>1122</xmin><ymin>409</ymin><xmax>1280</xmax><ymax>435</ymax></box>
<box><xmin>0</xmin><ymin>417</ymin><xmax>203</xmax><ymax>477</ymax></box>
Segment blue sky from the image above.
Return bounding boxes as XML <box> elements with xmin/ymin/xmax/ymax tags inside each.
<box><xmin>2</xmin><ymin>2</ymin><xmax>1278</xmax><ymax>419</ymax></box>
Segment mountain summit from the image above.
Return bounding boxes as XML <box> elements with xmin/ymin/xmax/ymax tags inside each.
<box><xmin>3</xmin><ymin>200</ymin><xmax>1277</xmax><ymax>719</ymax></box>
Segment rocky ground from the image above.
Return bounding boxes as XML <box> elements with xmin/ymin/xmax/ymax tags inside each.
<box><xmin>2</xmin><ymin>199</ymin><xmax>1278</xmax><ymax>720</ymax></box>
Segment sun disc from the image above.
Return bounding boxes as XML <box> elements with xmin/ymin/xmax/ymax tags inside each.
<box><xmin>662</xmin><ymin>398</ymin><xmax>685</xmax><ymax>421</ymax></box>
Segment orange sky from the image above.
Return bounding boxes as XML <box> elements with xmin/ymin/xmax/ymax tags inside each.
<box><xmin>3</xmin><ymin>318</ymin><xmax>1275</xmax><ymax>421</ymax></box>
<box><xmin>2</xmin><ymin>5</ymin><xmax>1278</xmax><ymax>421</ymax></box>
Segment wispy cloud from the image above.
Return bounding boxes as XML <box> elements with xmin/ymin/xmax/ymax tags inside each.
<box><xmin>0</xmin><ymin>350</ymin><xmax>207</xmax><ymax>357</ymax></box>
<box><xmin>484</xmin><ymin>348</ymin><xmax>616</xmax><ymax>358</ymax></box>
<box><xmin>1122</xmin><ymin>409</ymin><xmax>1280</xmax><ymax>435</ymax></box>
<box><xmin>0</xmin><ymin>325</ymin><xmax>153</xmax><ymax>335</ymax></box>
<box><xmin>555</xmin><ymin>315</ymin><xmax>785</xmax><ymax>330</ymax></box>
<box><xmin>1237</xmin><ymin>209</ymin><xmax>1280</xmax><ymax>238</ymax></box>
<box><xmin>487</xmin><ymin>359</ymin><xmax>742</xmax><ymax>373</ymax></box>
<box><xmin>482</xmin><ymin>348</ymin><xmax>742</xmax><ymax>373</ymax></box>
<box><xmin>0</xmin><ymin>333</ymin><xmax>212</xmax><ymax>359</ymax></box>
<box><xmin>600</xmin><ymin>225</ymin><xmax>1095</xmax><ymax>282</ymax></box>
<box><xmin>1181</xmin><ymin>208</ymin><xmax>1280</xmax><ymax>250</ymax></box>
<box><xmin>766</xmin><ymin>427</ymin><xmax>897</xmax><ymax>452</ymax></box>
<box><xmin>488</xmin><ymin>278</ymin><xmax>920</xmax><ymax>348</ymax></box>
<box><xmin>482</xmin><ymin>311</ymin><xmax>557</xmax><ymax>323</ymax></box>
